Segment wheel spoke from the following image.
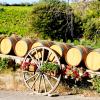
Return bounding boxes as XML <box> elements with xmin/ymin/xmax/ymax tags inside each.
<box><xmin>31</xmin><ymin>74</ymin><xmax>40</xmax><ymax>89</ymax></box>
<box><xmin>51</xmin><ymin>56</ymin><xmax>56</xmax><ymax>62</ymax></box>
<box><xmin>41</xmin><ymin>48</ymin><xmax>44</xmax><ymax>65</ymax></box>
<box><xmin>46</xmin><ymin>51</ymin><xmax>52</xmax><ymax>62</ymax></box>
<box><xmin>25</xmin><ymin>73</ymin><xmax>38</xmax><ymax>82</ymax></box>
<box><xmin>38</xmin><ymin>75</ymin><xmax>42</xmax><ymax>93</ymax></box>
<box><xmin>43</xmin><ymin>74</ymin><xmax>53</xmax><ymax>89</ymax></box>
<box><xmin>35</xmin><ymin>49</ymin><xmax>39</xmax><ymax>61</ymax></box>
<box><xmin>42</xmin><ymin>75</ymin><xmax>47</xmax><ymax>93</ymax></box>
<box><xmin>46</xmin><ymin>74</ymin><xmax>58</xmax><ymax>81</ymax></box>
<box><xmin>35</xmin><ymin>49</ymin><xmax>41</xmax><ymax>67</ymax></box>
<box><xmin>28</xmin><ymin>54</ymin><xmax>39</xmax><ymax>66</ymax></box>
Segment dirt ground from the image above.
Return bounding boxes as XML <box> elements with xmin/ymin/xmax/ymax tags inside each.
<box><xmin>0</xmin><ymin>90</ymin><xmax>100</xmax><ymax>100</ymax></box>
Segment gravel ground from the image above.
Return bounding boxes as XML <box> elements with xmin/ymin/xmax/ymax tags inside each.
<box><xmin>0</xmin><ymin>90</ymin><xmax>100</xmax><ymax>100</ymax></box>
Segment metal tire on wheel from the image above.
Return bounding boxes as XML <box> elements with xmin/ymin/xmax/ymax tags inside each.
<box><xmin>22</xmin><ymin>46</ymin><xmax>61</xmax><ymax>95</ymax></box>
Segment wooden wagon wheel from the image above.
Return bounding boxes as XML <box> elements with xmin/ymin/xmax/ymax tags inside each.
<box><xmin>22</xmin><ymin>46</ymin><xmax>61</xmax><ymax>95</ymax></box>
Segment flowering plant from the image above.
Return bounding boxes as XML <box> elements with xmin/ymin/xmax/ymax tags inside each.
<box><xmin>63</xmin><ymin>65</ymin><xmax>90</xmax><ymax>81</ymax></box>
<box><xmin>21</xmin><ymin>59</ymin><xmax>37</xmax><ymax>72</ymax></box>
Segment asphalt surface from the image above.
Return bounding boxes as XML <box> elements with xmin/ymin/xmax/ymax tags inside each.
<box><xmin>0</xmin><ymin>90</ymin><xmax>100</xmax><ymax>100</ymax></box>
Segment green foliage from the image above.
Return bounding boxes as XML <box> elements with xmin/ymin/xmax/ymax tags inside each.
<box><xmin>39</xmin><ymin>0</ymin><xmax>60</xmax><ymax>3</ymax></box>
<box><xmin>72</xmin><ymin>1</ymin><xmax>100</xmax><ymax>40</ymax></box>
<box><xmin>0</xmin><ymin>58</ymin><xmax>18</xmax><ymax>72</ymax></box>
<box><xmin>0</xmin><ymin>58</ymin><xmax>9</xmax><ymax>70</ymax></box>
<box><xmin>73</xmin><ymin>39</ymin><xmax>80</xmax><ymax>45</ymax></box>
<box><xmin>0</xmin><ymin>6</ymin><xmax>32</xmax><ymax>36</ymax></box>
<box><xmin>40</xmin><ymin>62</ymin><xmax>60</xmax><ymax>73</ymax></box>
<box><xmin>29</xmin><ymin>1</ymin><xmax>75</xmax><ymax>41</ymax></box>
<box><xmin>83</xmin><ymin>18</ymin><xmax>100</xmax><ymax>40</ymax></box>
<box><xmin>0</xmin><ymin>1</ymin><xmax>100</xmax><ymax>42</ymax></box>
<box><xmin>79</xmin><ymin>38</ymin><xmax>100</xmax><ymax>48</ymax></box>
<box><xmin>92</xmin><ymin>76</ymin><xmax>100</xmax><ymax>93</ymax></box>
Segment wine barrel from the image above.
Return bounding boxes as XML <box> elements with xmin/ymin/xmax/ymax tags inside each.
<box><xmin>49</xmin><ymin>43</ymin><xmax>72</xmax><ymax>62</ymax></box>
<box><xmin>31</xmin><ymin>40</ymin><xmax>54</xmax><ymax>59</ymax></box>
<box><xmin>15</xmin><ymin>38</ymin><xmax>33</xmax><ymax>57</ymax></box>
<box><xmin>0</xmin><ymin>35</ymin><xmax>6</xmax><ymax>42</ymax></box>
<box><xmin>65</xmin><ymin>45</ymin><xmax>92</xmax><ymax>66</ymax></box>
<box><xmin>86</xmin><ymin>49</ymin><xmax>100</xmax><ymax>71</ymax></box>
<box><xmin>31</xmin><ymin>40</ymin><xmax>54</xmax><ymax>48</ymax></box>
<box><xmin>50</xmin><ymin>43</ymin><xmax>71</xmax><ymax>57</ymax></box>
<box><xmin>0</xmin><ymin>34</ymin><xmax>21</xmax><ymax>55</ymax></box>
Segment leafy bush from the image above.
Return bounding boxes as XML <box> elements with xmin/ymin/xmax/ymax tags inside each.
<box><xmin>73</xmin><ymin>1</ymin><xmax>100</xmax><ymax>40</ymax></box>
<box><xmin>40</xmin><ymin>62</ymin><xmax>60</xmax><ymax>73</ymax></box>
<box><xmin>0</xmin><ymin>58</ymin><xmax>18</xmax><ymax>71</ymax></box>
<box><xmin>0</xmin><ymin>58</ymin><xmax>9</xmax><ymax>70</ymax></box>
<box><xmin>92</xmin><ymin>76</ymin><xmax>100</xmax><ymax>93</ymax></box>
<box><xmin>29</xmin><ymin>1</ymin><xmax>76</xmax><ymax>42</ymax></box>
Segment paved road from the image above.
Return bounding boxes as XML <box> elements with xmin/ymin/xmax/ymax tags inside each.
<box><xmin>0</xmin><ymin>90</ymin><xmax>100</xmax><ymax>100</ymax></box>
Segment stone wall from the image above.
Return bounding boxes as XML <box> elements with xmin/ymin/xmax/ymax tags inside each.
<box><xmin>0</xmin><ymin>69</ymin><xmax>26</xmax><ymax>91</ymax></box>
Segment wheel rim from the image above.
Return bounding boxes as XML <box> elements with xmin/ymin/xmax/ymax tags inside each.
<box><xmin>22</xmin><ymin>46</ymin><xmax>61</xmax><ymax>95</ymax></box>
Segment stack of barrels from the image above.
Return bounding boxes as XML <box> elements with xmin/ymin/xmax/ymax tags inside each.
<box><xmin>0</xmin><ymin>34</ymin><xmax>100</xmax><ymax>71</ymax></box>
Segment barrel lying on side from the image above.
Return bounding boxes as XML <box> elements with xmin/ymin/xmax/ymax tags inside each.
<box><xmin>31</xmin><ymin>40</ymin><xmax>54</xmax><ymax>59</ymax></box>
<box><xmin>0</xmin><ymin>35</ymin><xmax>6</xmax><ymax>43</ymax></box>
<box><xmin>31</xmin><ymin>40</ymin><xmax>54</xmax><ymax>48</ymax></box>
<box><xmin>0</xmin><ymin>34</ymin><xmax>21</xmax><ymax>55</ymax></box>
<box><xmin>86</xmin><ymin>49</ymin><xmax>100</xmax><ymax>71</ymax></box>
<box><xmin>15</xmin><ymin>38</ymin><xmax>33</xmax><ymax>57</ymax></box>
<box><xmin>50</xmin><ymin>43</ymin><xmax>72</xmax><ymax>62</ymax></box>
<box><xmin>65</xmin><ymin>45</ymin><xmax>92</xmax><ymax>66</ymax></box>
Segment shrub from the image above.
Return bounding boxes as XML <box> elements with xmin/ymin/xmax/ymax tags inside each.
<box><xmin>63</xmin><ymin>65</ymin><xmax>91</xmax><ymax>88</ymax></box>
<box><xmin>72</xmin><ymin>0</ymin><xmax>100</xmax><ymax>40</ymax></box>
<box><xmin>40</xmin><ymin>62</ymin><xmax>60</xmax><ymax>73</ymax></box>
<box><xmin>29</xmin><ymin>1</ymin><xmax>75</xmax><ymax>42</ymax></box>
<box><xmin>0</xmin><ymin>58</ymin><xmax>9</xmax><ymax>70</ymax></box>
<box><xmin>0</xmin><ymin>58</ymin><xmax>18</xmax><ymax>71</ymax></box>
<box><xmin>92</xmin><ymin>75</ymin><xmax>100</xmax><ymax>93</ymax></box>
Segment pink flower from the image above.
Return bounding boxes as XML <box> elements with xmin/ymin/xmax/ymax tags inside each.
<box><xmin>21</xmin><ymin>61</ymin><xmax>30</xmax><ymax>69</ymax></box>
<box><xmin>83</xmin><ymin>72</ymin><xmax>90</xmax><ymax>78</ymax></box>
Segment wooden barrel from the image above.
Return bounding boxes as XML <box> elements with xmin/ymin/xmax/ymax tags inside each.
<box><xmin>50</xmin><ymin>43</ymin><xmax>71</xmax><ymax>57</ymax></box>
<box><xmin>31</xmin><ymin>40</ymin><xmax>54</xmax><ymax>59</ymax></box>
<box><xmin>0</xmin><ymin>35</ymin><xmax>6</xmax><ymax>43</ymax></box>
<box><xmin>0</xmin><ymin>34</ymin><xmax>21</xmax><ymax>55</ymax></box>
<box><xmin>65</xmin><ymin>45</ymin><xmax>92</xmax><ymax>66</ymax></box>
<box><xmin>86</xmin><ymin>49</ymin><xmax>100</xmax><ymax>71</ymax></box>
<box><xmin>31</xmin><ymin>40</ymin><xmax>54</xmax><ymax>48</ymax></box>
<box><xmin>49</xmin><ymin>43</ymin><xmax>72</xmax><ymax>62</ymax></box>
<box><xmin>15</xmin><ymin>38</ymin><xmax>33</xmax><ymax>57</ymax></box>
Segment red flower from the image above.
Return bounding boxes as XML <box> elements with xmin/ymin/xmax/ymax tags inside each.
<box><xmin>73</xmin><ymin>70</ymin><xmax>79</xmax><ymax>78</ymax></box>
<box><xmin>83</xmin><ymin>72</ymin><xmax>90</xmax><ymax>78</ymax></box>
<box><xmin>62</xmin><ymin>70</ymin><xmax>66</xmax><ymax>75</ymax></box>
<box><xmin>66</xmin><ymin>65</ymin><xmax>71</xmax><ymax>70</ymax></box>
<box><xmin>21</xmin><ymin>61</ymin><xmax>30</xmax><ymax>69</ymax></box>
<box><xmin>62</xmin><ymin>65</ymin><xmax>72</xmax><ymax>75</ymax></box>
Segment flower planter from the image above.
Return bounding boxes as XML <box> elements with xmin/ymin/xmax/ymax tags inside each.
<box><xmin>29</xmin><ymin>64</ymin><xmax>37</xmax><ymax>72</ymax></box>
